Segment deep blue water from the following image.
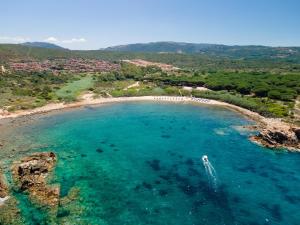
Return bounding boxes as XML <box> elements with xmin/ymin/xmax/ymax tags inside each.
<box><xmin>5</xmin><ymin>102</ymin><xmax>300</xmax><ymax>224</ymax></box>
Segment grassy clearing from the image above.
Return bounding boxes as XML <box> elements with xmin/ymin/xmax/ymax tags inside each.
<box><xmin>93</xmin><ymin>79</ymin><xmax>136</xmax><ymax>96</ymax></box>
<box><xmin>55</xmin><ymin>75</ymin><xmax>94</xmax><ymax>101</ymax></box>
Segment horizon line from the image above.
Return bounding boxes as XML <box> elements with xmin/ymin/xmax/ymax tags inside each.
<box><xmin>1</xmin><ymin>41</ymin><xmax>300</xmax><ymax>51</ymax></box>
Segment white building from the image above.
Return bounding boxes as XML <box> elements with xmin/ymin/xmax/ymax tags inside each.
<box><xmin>1</xmin><ymin>65</ymin><xmax>6</xmax><ymax>74</ymax></box>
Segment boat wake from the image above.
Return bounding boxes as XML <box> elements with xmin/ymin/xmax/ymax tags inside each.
<box><xmin>202</xmin><ymin>155</ymin><xmax>218</xmax><ymax>192</ymax></box>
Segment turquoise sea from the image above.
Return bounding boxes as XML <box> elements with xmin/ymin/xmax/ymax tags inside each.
<box><xmin>1</xmin><ymin>102</ymin><xmax>300</xmax><ymax>225</ymax></box>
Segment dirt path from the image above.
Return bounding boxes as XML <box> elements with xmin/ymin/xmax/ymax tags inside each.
<box><xmin>294</xmin><ymin>97</ymin><xmax>300</xmax><ymax>120</ymax></box>
<box><xmin>123</xmin><ymin>81</ymin><xmax>140</xmax><ymax>90</ymax></box>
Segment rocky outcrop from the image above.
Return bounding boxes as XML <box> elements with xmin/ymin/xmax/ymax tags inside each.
<box><xmin>0</xmin><ymin>171</ymin><xmax>8</xmax><ymax>199</ymax></box>
<box><xmin>250</xmin><ymin>124</ymin><xmax>300</xmax><ymax>151</ymax></box>
<box><xmin>0</xmin><ymin>170</ymin><xmax>9</xmax><ymax>206</ymax></box>
<box><xmin>294</xmin><ymin>128</ymin><xmax>300</xmax><ymax>140</ymax></box>
<box><xmin>11</xmin><ymin>152</ymin><xmax>60</xmax><ymax>207</ymax></box>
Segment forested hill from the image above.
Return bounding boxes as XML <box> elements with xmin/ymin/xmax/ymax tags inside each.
<box><xmin>104</xmin><ymin>42</ymin><xmax>300</xmax><ymax>60</ymax></box>
<box><xmin>21</xmin><ymin>42</ymin><xmax>66</xmax><ymax>49</ymax></box>
<box><xmin>1</xmin><ymin>43</ymin><xmax>300</xmax><ymax>71</ymax></box>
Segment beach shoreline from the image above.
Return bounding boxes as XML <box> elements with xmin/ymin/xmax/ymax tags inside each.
<box><xmin>0</xmin><ymin>95</ymin><xmax>299</xmax><ymax>151</ymax></box>
<box><xmin>0</xmin><ymin>95</ymin><xmax>264</xmax><ymax>122</ymax></box>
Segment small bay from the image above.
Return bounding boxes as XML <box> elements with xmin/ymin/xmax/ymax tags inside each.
<box><xmin>1</xmin><ymin>102</ymin><xmax>299</xmax><ymax>225</ymax></box>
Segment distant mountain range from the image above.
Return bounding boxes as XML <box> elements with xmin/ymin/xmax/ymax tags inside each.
<box><xmin>21</xmin><ymin>42</ymin><xmax>66</xmax><ymax>50</ymax></box>
<box><xmin>0</xmin><ymin>42</ymin><xmax>300</xmax><ymax>69</ymax></box>
<box><xmin>103</xmin><ymin>41</ymin><xmax>300</xmax><ymax>59</ymax></box>
<box><xmin>13</xmin><ymin>41</ymin><xmax>300</xmax><ymax>60</ymax></box>
<box><xmin>104</xmin><ymin>42</ymin><xmax>227</xmax><ymax>53</ymax></box>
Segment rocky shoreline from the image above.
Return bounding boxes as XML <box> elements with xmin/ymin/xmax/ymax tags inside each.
<box><xmin>0</xmin><ymin>152</ymin><xmax>83</xmax><ymax>223</ymax></box>
<box><xmin>249</xmin><ymin>122</ymin><xmax>300</xmax><ymax>152</ymax></box>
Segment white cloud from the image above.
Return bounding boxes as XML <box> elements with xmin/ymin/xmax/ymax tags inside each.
<box><xmin>44</xmin><ymin>37</ymin><xmax>86</xmax><ymax>44</ymax></box>
<box><xmin>62</xmin><ymin>38</ymin><xmax>86</xmax><ymax>44</ymax></box>
<box><xmin>0</xmin><ymin>35</ymin><xmax>87</xmax><ymax>47</ymax></box>
<box><xmin>44</xmin><ymin>36</ymin><xmax>59</xmax><ymax>43</ymax></box>
<box><xmin>0</xmin><ymin>36</ymin><xmax>30</xmax><ymax>43</ymax></box>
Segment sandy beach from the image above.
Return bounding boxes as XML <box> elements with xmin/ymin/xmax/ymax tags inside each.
<box><xmin>0</xmin><ymin>93</ymin><xmax>300</xmax><ymax>151</ymax></box>
<box><xmin>0</xmin><ymin>95</ymin><xmax>264</xmax><ymax>122</ymax></box>
<box><xmin>0</xmin><ymin>94</ymin><xmax>296</xmax><ymax>137</ymax></box>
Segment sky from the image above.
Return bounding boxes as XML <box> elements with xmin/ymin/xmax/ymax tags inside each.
<box><xmin>0</xmin><ymin>0</ymin><xmax>300</xmax><ymax>50</ymax></box>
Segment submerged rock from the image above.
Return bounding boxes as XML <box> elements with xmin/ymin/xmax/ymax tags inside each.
<box><xmin>0</xmin><ymin>170</ymin><xmax>23</xmax><ymax>224</ymax></box>
<box><xmin>11</xmin><ymin>152</ymin><xmax>60</xmax><ymax>207</ymax></box>
<box><xmin>0</xmin><ymin>197</ymin><xmax>23</xmax><ymax>225</ymax></box>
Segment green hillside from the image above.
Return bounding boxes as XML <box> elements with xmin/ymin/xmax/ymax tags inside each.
<box><xmin>104</xmin><ymin>41</ymin><xmax>300</xmax><ymax>61</ymax></box>
<box><xmin>21</xmin><ymin>42</ymin><xmax>66</xmax><ymax>49</ymax></box>
<box><xmin>1</xmin><ymin>44</ymin><xmax>300</xmax><ymax>72</ymax></box>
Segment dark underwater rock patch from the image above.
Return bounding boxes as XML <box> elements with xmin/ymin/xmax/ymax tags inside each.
<box><xmin>142</xmin><ymin>182</ymin><xmax>153</xmax><ymax>190</ymax></box>
<box><xmin>169</xmin><ymin>152</ymin><xmax>176</xmax><ymax>157</ymax></box>
<box><xmin>158</xmin><ymin>189</ymin><xmax>168</xmax><ymax>196</ymax></box>
<box><xmin>96</xmin><ymin>148</ymin><xmax>104</xmax><ymax>153</ymax></box>
<box><xmin>185</xmin><ymin>158</ymin><xmax>194</xmax><ymax>166</ymax></box>
<box><xmin>134</xmin><ymin>185</ymin><xmax>141</xmax><ymax>191</ymax></box>
<box><xmin>245</xmin><ymin>180</ymin><xmax>253</xmax><ymax>185</ymax></box>
<box><xmin>155</xmin><ymin>180</ymin><xmax>161</xmax><ymax>185</ymax></box>
<box><xmin>153</xmin><ymin>208</ymin><xmax>160</xmax><ymax>214</ymax></box>
<box><xmin>237</xmin><ymin>164</ymin><xmax>257</xmax><ymax>174</ymax></box>
<box><xmin>159</xmin><ymin>174</ymin><xmax>172</xmax><ymax>183</ymax></box>
<box><xmin>232</xmin><ymin>196</ymin><xmax>241</xmax><ymax>203</ymax></box>
<box><xmin>271</xmin><ymin>177</ymin><xmax>279</xmax><ymax>183</ymax></box>
<box><xmin>248</xmin><ymin>222</ymin><xmax>260</xmax><ymax>225</ymax></box>
<box><xmin>284</xmin><ymin>195</ymin><xmax>300</xmax><ymax>205</ymax></box>
<box><xmin>171</xmin><ymin>164</ymin><xmax>178</xmax><ymax>170</ymax></box>
<box><xmin>187</xmin><ymin>168</ymin><xmax>200</xmax><ymax>176</ymax></box>
<box><xmin>270</xmin><ymin>204</ymin><xmax>283</xmax><ymax>222</ymax></box>
<box><xmin>259</xmin><ymin>172</ymin><xmax>269</xmax><ymax>178</ymax></box>
<box><xmin>275</xmin><ymin>184</ymin><xmax>290</xmax><ymax>194</ymax></box>
<box><xmin>259</xmin><ymin>203</ymin><xmax>283</xmax><ymax>222</ymax></box>
<box><xmin>191</xmin><ymin>199</ymin><xmax>206</xmax><ymax>212</ymax></box>
<box><xmin>239</xmin><ymin>209</ymin><xmax>251</xmax><ymax>216</ymax></box>
<box><xmin>179</xmin><ymin>184</ymin><xmax>198</xmax><ymax>196</ymax></box>
<box><xmin>147</xmin><ymin>159</ymin><xmax>161</xmax><ymax>171</ymax></box>
<box><xmin>161</xmin><ymin>134</ymin><xmax>171</xmax><ymax>139</ymax></box>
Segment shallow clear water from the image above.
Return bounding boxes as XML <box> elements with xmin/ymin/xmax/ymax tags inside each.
<box><xmin>2</xmin><ymin>102</ymin><xmax>300</xmax><ymax>225</ymax></box>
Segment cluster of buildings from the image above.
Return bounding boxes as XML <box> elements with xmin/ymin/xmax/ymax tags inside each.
<box><xmin>8</xmin><ymin>59</ymin><xmax>120</xmax><ymax>74</ymax></box>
